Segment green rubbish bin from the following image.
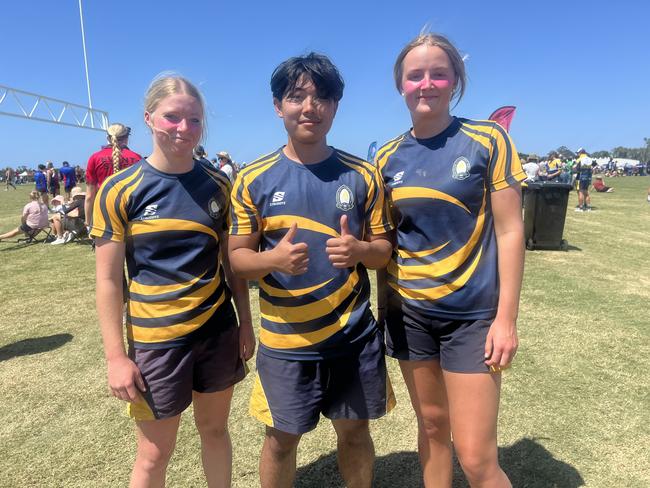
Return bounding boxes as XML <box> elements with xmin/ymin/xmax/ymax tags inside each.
<box><xmin>523</xmin><ymin>182</ymin><xmax>572</xmax><ymax>251</ymax></box>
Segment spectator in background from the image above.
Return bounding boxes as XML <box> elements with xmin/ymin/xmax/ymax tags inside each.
<box><xmin>34</xmin><ymin>164</ymin><xmax>49</xmax><ymax>207</ymax></box>
<box><xmin>75</xmin><ymin>165</ymin><xmax>84</xmax><ymax>183</ymax></box>
<box><xmin>46</xmin><ymin>161</ymin><xmax>60</xmax><ymax>198</ymax></box>
<box><xmin>0</xmin><ymin>190</ymin><xmax>49</xmax><ymax>241</ymax></box>
<box><xmin>522</xmin><ymin>155</ymin><xmax>540</xmax><ymax>182</ymax></box>
<box><xmin>217</xmin><ymin>151</ymin><xmax>236</xmax><ymax>182</ymax></box>
<box><xmin>50</xmin><ymin>187</ymin><xmax>86</xmax><ymax>245</ymax></box>
<box><xmin>193</xmin><ymin>145</ymin><xmax>212</xmax><ymax>165</ymax></box>
<box><xmin>593</xmin><ymin>176</ymin><xmax>614</xmax><ymax>193</ymax></box>
<box><xmin>547</xmin><ymin>151</ymin><xmax>562</xmax><ymax>181</ymax></box>
<box><xmin>85</xmin><ymin>123</ymin><xmax>142</xmax><ymax>228</ymax></box>
<box><xmin>5</xmin><ymin>167</ymin><xmax>16</xmax><ymax>190</ymax></box>
<box><xmin>575</xmin><ymin>148</ymin><xmax>593</xmax><ymax>212</ymax></box>
<box><xmin>59</xmin><ymin>161</ymin><xmax>77</xmax><ymax>201</ymax></box>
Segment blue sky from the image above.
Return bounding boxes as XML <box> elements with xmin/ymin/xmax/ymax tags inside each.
<box><xmin>1</xmin><ymin>1</ymin><xmax>648</xmax><ymax>168</ymax></box>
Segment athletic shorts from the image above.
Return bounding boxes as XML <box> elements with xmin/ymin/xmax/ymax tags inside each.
<box><xmin>127</xmin><ymin>321</ymin><xmax>246</xmax><ymax>421</ymax></box>
<box><xmin>250</xmin><ymin>330</ymin><xmax>396</xmax><ymax>435</ymax></box>
<box><xmin>578</xmin><ymin>180</ymin><xmax>590</xmax><ymax>191</ymax></box>
<box><xmin>19</xmin><ymin>223</ymin><xmax>36</xmax><ymax>233</ymax></box>
<box><xmin>386</xmin><ymin>303</ymin><xmax>492</xmax><ymax>373</ymax></box>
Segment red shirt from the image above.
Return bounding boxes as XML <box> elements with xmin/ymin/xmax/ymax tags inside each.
<box><xmin>86</xmin><ymin>145</ymin><xmax>142</xmax><ymax>187</ymax></box>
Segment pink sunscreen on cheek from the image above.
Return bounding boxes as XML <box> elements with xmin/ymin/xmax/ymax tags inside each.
<box><xmin>403</xmin><ymin>78</ymin><xmax>452</xmax><ymax>94</ymax></box>
<box><xmin>431</xmin><ymin>79</ymin><xmax>452</xmax><ymax>89</ymax></box>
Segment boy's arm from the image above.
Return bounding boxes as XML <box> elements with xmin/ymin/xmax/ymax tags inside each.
<box><xmin>326</xmin><ymin>215</ymin><xmax>392</xmax><ymax>270</ymax></box>
<box><xmin>228</xmin><ymin>224</ymin><xmax>309</xmax><ymax>279</ymax></box>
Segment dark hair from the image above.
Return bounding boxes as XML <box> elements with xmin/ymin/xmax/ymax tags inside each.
<box><xmin>38</xmin><ymin>164</ymin><xmax>46</xmax><ymax>170</ymax></box>
<box><xmin>62</xmin><ymin>161</ymin><xmax>69</xmax><ymax>166</ymax></box>
<box><xmin>271</xmin><ymin>52</ymin><xmax>344</xmax><ymax>102</ymax></box>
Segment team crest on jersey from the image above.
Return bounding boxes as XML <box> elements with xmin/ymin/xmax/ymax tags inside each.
<box><xmin>452</xmin><ymin>157</ymin><xmax>471</xmax><ymax>180</ymax></box>
<box><xmin>336</xmin><ymin>185</ymin><xmax>354</xmax><ymax>211</ymax></box>
<box><xmin>208</xmin><ymin>198</ymin><xmax>221</xmax><ymax>219</ymax></box>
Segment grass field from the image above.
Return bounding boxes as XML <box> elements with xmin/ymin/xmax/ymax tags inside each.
<box><xmin>1</xmin><ymin>177</ymin><xmax>649</xmax><ymax>487</ymax></box>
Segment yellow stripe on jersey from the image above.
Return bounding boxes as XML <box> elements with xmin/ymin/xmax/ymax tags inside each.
<box><xmin>129</xmin><ymin>271</ymin><xmax>206</xmax><ymax>296</ymax></box>
<box><xmin>376</xmin><ymin>135</ymin><xmax>406</xmax><ymax>173</ymax></box>
<box><xmin>230</xmin><ymin>153</ymin><xmax>281</xmax><ymax>235</ymax></box>
<box><xmin>460</xmin><ymin>128</ymin><xmax>491</xmax><ymax>151</ymax></box>
<box><xmin>262</xmin><ymin>215</ymin><xmax>339</xmax><ymax>238</ymax></box>
<box><xmin>128</xmin><ymin>291</ymin><xmax>227</xmax><ymax>343</ymax></box>
<box><xmin>261</xmin><ymin>270</ymin><xmax>360</xmax><ymax>324</ymax></box>
<box><xmin>91</xmin><ymin>167</ymin><xmax>144</xmax><ymax>241</ymax></box>
<box><xmin>388</xmin><ymin>192</ymin><xmax>486</xmax><ymax>280</ymax></box>
<box><xmin>128</xmin><ymin>273</ymin><xmax>221</xmax><ymax>318</ymax></box>
<box><xmin>397</xmin><ymin>240</ymin><xmax>450</xmax><ymax>259</ymax></box>
<box><xmin>260</xmin><ymin>277</ymin><xmax>334</xmax><ymax>298</ymax></box>
<box><xmin>259</xmin><ymin>294</ymin><xmax>359</xmax><ymax>349</ymax></box>
<box><xmin>337</xmin><ymin>152</ymin><xmax>375</xmax><ymax>212</ymax></box>
<box><xmin>391</xmin><ymin>186</ymin><xmax>470</xmax><ymax>213</ymax></box>
<box><xmin>128</xmin><ymin>218</ymin><xmax>218</xmax><ymax>241</ymax></box>
<box><xmin>390</xmin><ymin>247</ymin><xmax>483</xmax><ymax>301</ymax></box>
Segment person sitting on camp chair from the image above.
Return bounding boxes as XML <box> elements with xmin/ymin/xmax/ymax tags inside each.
<box><xmin>50</xmin><ymin>187</ymin><xmax>87</xmax><ymax>245</ymax></box>
<box><xmin>0</xmin><ymin>191</ymin><xmax>49</xmax><ymax>242</ymax></box>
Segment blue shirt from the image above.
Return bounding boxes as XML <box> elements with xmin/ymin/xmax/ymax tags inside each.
<box><xmin>230</xmin><ymin>148</ymin><xmax>392</xmax><ymax>360</ymax></box>
<box><xmin>34</xmin><ymin>170</ymin><xmax>46</xmax><ymax>191</ymax></box>
<box><xmin>59</xmin><ymin>166</ymin><xmax>76</xmax><ymax>188</ymax></box>
<box><xmin>377</xmin><ymin>118</ymin><xmax>525</xmax><ymax>320</ymax></box>
<box><xmin>90</xmin><ymin>159</ymin><xmax>233</xmax><ymax>349</ymax></box>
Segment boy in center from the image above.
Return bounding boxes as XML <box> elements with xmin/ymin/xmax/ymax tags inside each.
<box><xmin>228</xmin><ymin>53</ymin><xmax>394</xmax><ymax>488</ymax></box>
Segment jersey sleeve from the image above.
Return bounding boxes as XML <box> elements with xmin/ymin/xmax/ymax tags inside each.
<box><xmin>229</xmin><ymin>172</ymin><xmax>260</xmax><ymax>235</ymax></box>
<box><xmin>89</xmin><ymin>176</ymin><xmax>128</xmax><ymax>242</ymax></box>
<box><xmin>365</xmin><ymin>164</ymin><xmax>394</xmax><ymax>235</ymax></box>
<box><xmin>487</xmin><ymin>124</ymin><xmax>526</xmax><ymax>192</ymax></box>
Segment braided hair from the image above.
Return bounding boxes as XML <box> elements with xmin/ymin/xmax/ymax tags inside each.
<box><xmin>106</xmin><ymin>123</ymin><xmax>131</xmax><ymax>174</ymax></box>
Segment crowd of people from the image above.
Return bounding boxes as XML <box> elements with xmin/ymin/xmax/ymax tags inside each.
<box><xmin>2</xmin><ymin>31</ymin><xmax>647</xmax><ymax>488</ymax></box>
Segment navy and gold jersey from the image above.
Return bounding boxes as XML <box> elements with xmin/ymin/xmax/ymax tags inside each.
<box><xmin>90</xmin><ymin>159</ymin><xmax>233</xmax><ymax>349</ymax></box>
<box><xmin>377</xmin><ymin>117</ymin><xmax>525</xmax><ymax>320</ymax></box>
<box><xmin>230</xmin><ymin>148</ymin><xmax>392</xmax><ymax>360</ymax></box>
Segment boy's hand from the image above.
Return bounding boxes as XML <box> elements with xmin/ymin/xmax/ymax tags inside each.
<box><xmin>326</xmin><ymin>215</ymin><xmax>366</xmax><ymax>268</ymax></box>
<box><xmin>271</xmin><ymin>223</ymin><xmax>309</xmax><ymax>275</ymax></box>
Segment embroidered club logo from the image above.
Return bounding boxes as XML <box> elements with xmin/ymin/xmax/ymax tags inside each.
<box><xmin>208</xmin><ymin>198</ymin><xmax>221</xmax><ymax>218</ymax></box>
<box><xmin>336</xmin><ymin>185</ymin><xmax>354</xmax><ymax>211</ymax></box>
<box><xmin>452</xmin><ymin>157</ymin><xmax>471</xmax><ymax>180</ymax></box>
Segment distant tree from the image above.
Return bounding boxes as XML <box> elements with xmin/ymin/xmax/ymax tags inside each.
<box><xmin>16</xmin><ymin>165</ymin><xmax>28</xmax><ymax>173</ymax></box>
<box><xmin>555</xmin><ymin>146</ymin><xmax>575</xmax><ymax>159</ymax></box>
<box><xmin>592</xmin><ymin>150</ymin><xmax>611</xmax><ymax>158</ymax></box>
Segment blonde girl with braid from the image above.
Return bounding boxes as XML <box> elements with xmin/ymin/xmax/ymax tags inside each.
<box><xmin>85</xmin><ymin>123</ymin><xmax>142</xmax><ymax>227</ymax></box>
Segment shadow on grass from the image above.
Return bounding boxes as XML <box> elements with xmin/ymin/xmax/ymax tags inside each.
<box><xmin>295</xmin><ymin>437</ymin><xmax>584</xmax><ymax>487</ymax></box>
<box><xmin>0</xmin><ymin>333</ymin><xmax>73</xmax><ymax>362</ymax></box>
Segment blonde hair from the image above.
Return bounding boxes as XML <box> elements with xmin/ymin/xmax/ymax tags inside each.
<box><xmin>106</xmin><ymin>123</ymin><xmax>130</xmax><ymax>174</ymax></box>
<box><xmin>393</xmin><ymin>33</ymin><xmax>467</xmax><ymax>106</ymax></box>
<box><xmin>144</xmin><ymin>74</ymin><xmax>206</xmax><ymax>142</ymax></box>
<box><xmin>29</xmin><ymin>190</ymin><xmax>40</xmax><ymax>201</ymax></box>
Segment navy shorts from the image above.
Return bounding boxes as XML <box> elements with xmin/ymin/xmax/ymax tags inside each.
<box><xmin>127</xmin><ymin>321</ymin><xmax>246</xmax><ymax>421</ymax></box>
<box><xmin>250</xmin><ymin>331</ymin><xmax>396</xmax><ymax>435</ymax></box>
<box><xmin>578</xmin><ymin>180</ymin><xmax>590</xmax><ymax>191</ymax></box>
<box><xmin>386</xmin><ymin>303</ymin><xmax>492</xmax><ymax>373</ymax></box>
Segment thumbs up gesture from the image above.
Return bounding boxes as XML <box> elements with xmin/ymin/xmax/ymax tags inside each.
<box><xmin>326</xmin><ymin>215</ymin><xmax>363</xmax><ymax>269</ymax></box>
<box><xmin>271</xmin><ymin>222</ymin><xmax>309</xmax><ymax>275</ymax></box>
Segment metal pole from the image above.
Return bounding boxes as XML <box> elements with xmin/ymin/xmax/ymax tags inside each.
<box><xmin>78</xmin><ymin>0</ymin><xmax>94</xmax><ymax>128</ymax></box>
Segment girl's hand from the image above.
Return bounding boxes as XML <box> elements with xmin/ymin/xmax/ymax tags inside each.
<box><xmin>106</xmin><ymin>356</ymin><xmax>146</xmax><ymax>403</ymax></box>
<box><xmin>239</xmin><ymin>322</ymin><xmax>256</xmax><ymax>361</ymax></box>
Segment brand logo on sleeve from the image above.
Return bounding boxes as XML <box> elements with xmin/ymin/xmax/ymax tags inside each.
<box><xmin>270</xmin><ymin>191</ymin><xmax>286</xmax><ymax>206</ymax></box>
<box><xmin>452</xmin><ymin>157</ymin><xmax>471</xmax><ymax>180</ymax></box>
<box><xmin>336</xmin><ymin>185</ymin><xmax>354</xmax><ymax>211</ymax></box>
<box><xmin>142</xmin><ymin>204</ymin><xmax>159</xmax><ymax>220</ymax></box>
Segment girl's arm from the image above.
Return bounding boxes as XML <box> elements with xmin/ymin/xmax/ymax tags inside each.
<box><xmin>95</xmin><ymin>238</ymin><xmax>145</xmax><ymax>402</ymax></box>
<box><xmin>485</xmin><ymin>185</ymin><xmax>524</xmax><ymax>369</ymax></box>
<box><xmin>219</xmin><ymin>231</ymin><xmax>255</xmax><ymax>361</ymax></box>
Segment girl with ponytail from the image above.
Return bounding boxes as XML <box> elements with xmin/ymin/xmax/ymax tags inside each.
<box><xmin>84</xmin><ymin>123</ymin><xmax>142</xmax><ymax>227</ymax></box>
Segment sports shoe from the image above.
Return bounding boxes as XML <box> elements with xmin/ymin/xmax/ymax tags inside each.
<box><xmin>51</xmin><ymin>237</ymin><xmax>65</xmax><ymax>245</ymax></box>
<box><xmin>64</xmin><ymin>231</ymin><xmax>76</xmax><ymax>243</ymax></box>
<box><xmin>574</xmin><ymin>206</ymin><xmax>583</xmax><ymax>212</ymax></box>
